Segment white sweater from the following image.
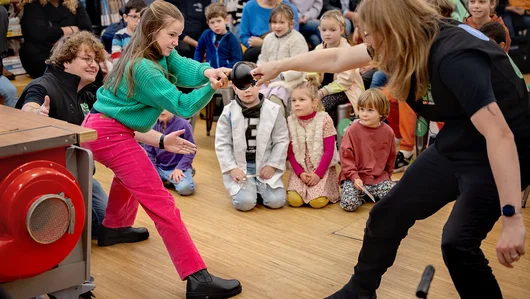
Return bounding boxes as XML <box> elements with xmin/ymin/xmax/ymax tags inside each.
<box><xmin>257</xmin><ymin>29</ymin><xmax>309</xmax><ymax>90</ymax></box>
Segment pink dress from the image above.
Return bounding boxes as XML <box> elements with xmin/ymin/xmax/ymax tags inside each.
<box><xmin>287</xmin><ymin>114</ymin><xmax>340</xmax><ymax>204</ymax></box>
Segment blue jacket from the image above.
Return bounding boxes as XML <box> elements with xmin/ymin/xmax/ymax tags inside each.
<box><xmin>194</xmin><ymin>28</ymin><xmax>242</xmax><ymax>68</ymax></box>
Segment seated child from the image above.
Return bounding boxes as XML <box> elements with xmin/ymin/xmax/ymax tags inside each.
<box><xmin>215</xmin><ymin>62</ymin><xmax>289</xmax><ymax>211</ymax></box>
<box><xmin>305</xmin><ymin>9</ymin><xmax>364</xmax><ymax>124</ymax></box>
<box><xmin>286</xmin><ymin>81</ymin><xmax>341</xmax><ymax>209</ymax></box>
<box><xmin>480</xmin><ymin>21</ymin><xmax>507</xmax><ymax>50</ymax></box>
<box><xmin>111</xmin><ymin>0</ymin><xmax>147</xmax><ymax>63</ymax></box>
<box><xmin>144</xmin><ymin>110</ymin><xmax>196</xmax><ymax>196</ymax></box>
<box><xmin>339</xmin><ymin>89</ymin><xmax>397</xmax><ymax>212</ymax></box>
<box><xmin>194</xmin><ymin>3</ymin><xmax>242</xmax><ymax>68</ymax></box>
<box><xmin>258</xmin><ymin>3</ymin><xmax>308</xmax><ymax>116</ymax></box>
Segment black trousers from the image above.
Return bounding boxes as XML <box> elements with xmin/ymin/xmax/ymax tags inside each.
<box><xmin>352</xmin><ymin>145</ymin><xmax>530</xmax><ymax>298</ymax></box>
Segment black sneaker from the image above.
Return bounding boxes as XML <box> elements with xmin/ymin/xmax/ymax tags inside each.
<box><xmin>393</xmin><ymin>151</ymin><xmax>411</xmax><ymax>173</ymax></box>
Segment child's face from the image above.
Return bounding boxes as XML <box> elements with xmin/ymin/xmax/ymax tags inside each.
<box><xmin>159</xmin><ymin>110</ymin><xmax>174</xmax><ymax>123</ymax></box>
<box><xmin>270</xmin><ymin>16</ymin><xmax>292</xmax><ymax>37</ymax></box>
<box><xmin>208</xmin><ymin>16</ymin><xmax>229</xmax><ymax>35</ymax></box>
<box><xmin>320</xmin><ymin>18</ymin><xmax>342</xmax><ymax>46</ymax></box>
<box><xmin>359</xmin><ymin>105</ymin><xmax>382</xmax><ymax>128</ymax></box>
<box><xmin>155</xmin><ymin>20</ymin><xmax>183</xmax><ymax>57</ymax></box>
<box><xmin>468</xmin><ymin>0</ymin><xmax>494</xmax><ymax>19</ymax></box>
<box><xmin>234</xmin><ymin>84</ymin><xmax>261</xmax><ymax>107</ymax></box>
<box><xmin>291</xmin><ymin>89</ymin><xmax>316</xmax><ymax>117</ymax></box>
<box><xmin>124</xmin><ymin>9</ymin><xmax>141</xmax><ymax>32</ymax></box>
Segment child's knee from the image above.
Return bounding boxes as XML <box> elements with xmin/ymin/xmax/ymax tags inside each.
<box><xmin>232</xmin><ymin>191</ymin><xmax>257</xmax><ymax>211</ymax></box>
<box><xmin>263</xmin><ymin>188</ymin><xmax>286</xmax><ymax>209</ymax></box>
<box><xmin>287</xmin><ymin>191</ymin><xmax>304</xmax><ymax>207</ymax></box>
<box><xmin>175</xmin><ymin>180</ymin><xmax>195</xmax><ymax>196</ymax></box>
<box><xmin>309</xmin><ymin>196</ymin><xmax>329</xmax><ymax>209</ymax></box>
<box><xmin>340</xmin><ymin>192</ymin><xmax>363</xmax><ymax>212</ymax></box>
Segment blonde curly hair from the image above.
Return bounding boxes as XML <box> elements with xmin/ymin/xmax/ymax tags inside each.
<box><xmin>21</xmin><ymin>0</ymin><xmax>79</xmax><ymax>14</ymax></box>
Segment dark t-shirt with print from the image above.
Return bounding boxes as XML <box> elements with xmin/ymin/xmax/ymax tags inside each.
<box><xmin>406</xmin><ymin>21</ymin><xmax>530</xmax><ymax>161</ymax></box>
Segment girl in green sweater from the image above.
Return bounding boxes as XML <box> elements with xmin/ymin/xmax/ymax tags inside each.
<box><xmin>81</xmin><ymin>1</ymin><xmax>241</xmax><ymax>298</ymax></box>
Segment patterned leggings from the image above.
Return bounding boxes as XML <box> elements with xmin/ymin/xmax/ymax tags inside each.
<box><xmin>340</xmin><ymin>179</ymin><xmax>396</xmax><ymax>212</ymax></box>
<box><xmin>321</xmin><ymin>92</ymin><xmax>349</xmax><ymax>127</ymax></box>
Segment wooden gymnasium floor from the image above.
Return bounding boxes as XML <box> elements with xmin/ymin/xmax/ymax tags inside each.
<box><xmin>90</xmin><ymin>118</ymin><xmax>530</xmax><ymax>299</ymax></box>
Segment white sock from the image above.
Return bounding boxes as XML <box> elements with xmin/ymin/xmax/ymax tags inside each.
<box><xmin>400</xmin><ymin>150</ymin><xmax>413</xmax><ymax>159</ymax></box>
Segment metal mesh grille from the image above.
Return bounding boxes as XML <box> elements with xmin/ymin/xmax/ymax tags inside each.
<box><xmin>27</xmin><ymin>198</ymin><xmax>69</xmax><ymax>244</ymax></box>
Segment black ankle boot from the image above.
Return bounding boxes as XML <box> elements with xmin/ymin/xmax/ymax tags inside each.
<box><xmin>186</xmin><ymin>269</ymin><xmax>241</xmax><ymax>299</ymax></box>
<box><xmin>97</xmin><ymin>225</ymin><xmax>149</xmax><ymax>247</ymax></box>
<box><xmin>325</xmin><ymin>276</ymin><xmax>377</xmax><ymax>299</ymax></box>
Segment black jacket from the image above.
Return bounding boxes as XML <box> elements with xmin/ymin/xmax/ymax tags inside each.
<box><xmin>16</xmin><ymin>65</ymin><xmax>96</xmax><ymax>126</ymax></box>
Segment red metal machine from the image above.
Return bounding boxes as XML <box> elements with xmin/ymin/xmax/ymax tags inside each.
<box><xmin>0</xmin><ymin>106</ymin><xmax>97</xmax><ymax>299</ymax></box>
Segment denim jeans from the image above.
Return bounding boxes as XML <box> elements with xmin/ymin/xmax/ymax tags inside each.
<box><xmin>91</xmin><ymin>178</ymin><xmax>108</xmax><ymax>237</ymax></box>
<box><xmin>0</xmin><ymin>75</ymin><xmax>18</xmax><ymax>107</ymax></box>
<box><xmin>300</xmin><ymin>19</ymin><xmax>321</xmax><ymax>48</ymax></box>
<box><xmin>232</xmin><ymin>162</ymin><xmax>286</xmax><ymax>211</ymax></box>
<box><xmin>503</xmin><ymin>12</ymin><xmax>530</xmax><ymax>38</ymax></box>
<box><xmin>369</xmin><ymin>71</ymin><xmax>388</xmax><ymax>89</ymax></box>
<box><xmin>156</xmin><ymin>167</ymin><xmax>195</xmax><ymax>196</ymax></box>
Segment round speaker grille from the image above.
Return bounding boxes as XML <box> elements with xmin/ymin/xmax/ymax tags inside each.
<box><xmin>27</xmin><ymin>196</ymin><xmax>70</xmax><ymax>244</ymax></box>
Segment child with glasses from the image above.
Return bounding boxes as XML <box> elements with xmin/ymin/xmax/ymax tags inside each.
<box><xmin>111</xmin><ymin>0</ymin><xmax>147</xmax><ymax>63</ymax></box>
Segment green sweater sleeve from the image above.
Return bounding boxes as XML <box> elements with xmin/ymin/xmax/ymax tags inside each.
<box><xmin>135</xmin><ymin>60</ymin><xmax>216</xmax><ymax>119</ymax></box>
<box><xmin>166</xmin><ymin>50</ymin><xmax>212</xmax><ymax>88</ymax></box>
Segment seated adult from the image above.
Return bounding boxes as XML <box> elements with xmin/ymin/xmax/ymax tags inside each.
<box><xmin>0</xmin><ymin>5</ymin><xmax>17</xmax><ymax>107</ymax></box>
<box><xmin>19</xmin><ymin>0</ymin><xmax>92</xmax><ymax>78</ymax></box>
<box><xmin>498</xmin><ymin>0</ymin><xmax>530</xmax><ymax>38</ymax></box>
<box><xmin>15</xmin><ymin>31</ymin><xmax>108</xmax><ymax>239</ymax></box>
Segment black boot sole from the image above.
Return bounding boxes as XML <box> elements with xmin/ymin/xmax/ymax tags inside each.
<box><xmin>97</xmin><ymin>231</ymin><xmax>150</xmax><ymax>247</ymax></box>
<box><xmin>186</xmin><ymin>285</ymin><xmax>242</xmax><ymax>299</ymax></box>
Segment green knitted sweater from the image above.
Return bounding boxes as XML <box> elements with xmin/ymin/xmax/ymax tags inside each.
<box><xmin>94</xmin><ymin>50</ymin><xmax>215</xmax><ymax>132</ymax></box>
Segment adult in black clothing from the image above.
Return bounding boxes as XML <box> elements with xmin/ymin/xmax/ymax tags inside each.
<box><xmin>19</xmin><ymin>0</ymin><xmax>92</xmax><ymax>78</ymax></box>
<box><xmin>15</xmin><ymin>31</ymin><xmax>112</xmax><ymax>240</ymax></box>
<box><xmin>253</xmin><ymin>0</ymin><xmax>528</xmax><ymax>298</ymax></box>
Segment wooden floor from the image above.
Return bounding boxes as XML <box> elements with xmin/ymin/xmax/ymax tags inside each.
<box><xmin>90</xmin><ymin>118</ymin><xmax>530</xmax><ymax>299</ymax></box>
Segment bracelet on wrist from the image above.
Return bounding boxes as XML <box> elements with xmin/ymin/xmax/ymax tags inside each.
<box><xmin>159</xmin><ymin>134</ymin><xmax>165</xmax><ymax>150</ymax></box>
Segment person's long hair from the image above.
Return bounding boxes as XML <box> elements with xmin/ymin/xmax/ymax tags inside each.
<box><xmin>21</xmin><ymin>0</ymin><xmax>79</xmax><ymax>14</ymax></box>
<box><xmin>358</xmin><ymin>0</ymin><xmax>440</xmax><ymax>101</ymax></box>
<box><xmin>104</xmin><ymin>0</ymin><xmax>184</xmax><ymax>98</ymax></box>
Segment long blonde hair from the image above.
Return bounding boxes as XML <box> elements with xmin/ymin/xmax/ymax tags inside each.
<box><xmin>358</xmin><ymin>0</ymin><xmax>440</xmax><ymax>101</ymax></box>
<box><xmin>21</xmin><ymin>0</ymin><xmax>78</xmax><ymax>14</ymax></box>
<box><xmin>104</xmin><ymin>0</ymin><xmax>184</xmax><ymax>98</ymax></box>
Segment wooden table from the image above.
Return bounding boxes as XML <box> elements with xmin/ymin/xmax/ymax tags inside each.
<box><xmin>0</xmin><ymin>105</ymin><xmax>97</xmax><ymax>157</ymax></box>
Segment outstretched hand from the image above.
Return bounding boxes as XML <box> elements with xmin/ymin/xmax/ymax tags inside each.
<box><xmin>205</xmin><ymin>68</ymin><xmax>231</xmax><ymax>89</ymax></box>
<box><xmin>163</xmin><ymin>130</ymin><xmax>197</xmax><ymax>155</ymax></box>
<box><xmin>251</xmin><ymin>61</ymin><xmax>282</xmax><ymax>87</ymax></box>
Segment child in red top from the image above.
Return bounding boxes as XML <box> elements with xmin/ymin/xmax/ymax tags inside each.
<box><xmin>339</xmin><ymin>89</ymin><xmax>397</xmax><ymax>212</ymax></box>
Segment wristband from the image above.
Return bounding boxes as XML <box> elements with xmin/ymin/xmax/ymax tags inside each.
<box><xmin>159</xmin><ymin>134</ymin><xmax>165</xmax><ymax>149</ymax></box>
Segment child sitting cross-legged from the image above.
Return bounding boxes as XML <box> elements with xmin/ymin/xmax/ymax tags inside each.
<box><xmin>144</xmin><ymin>110</ymin><xmax>196</xmax><ymax>196</ymax></box>
<box><xmin>339</xmin><ymin>89</ymin><xmax>397</xmax><ymax>212</ymax></box>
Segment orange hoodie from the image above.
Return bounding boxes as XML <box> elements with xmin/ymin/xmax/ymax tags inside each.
<box><xmin>464</xmin><ymin>15</ymin><xmax>511</xmax><ymax>52</ymax></box>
